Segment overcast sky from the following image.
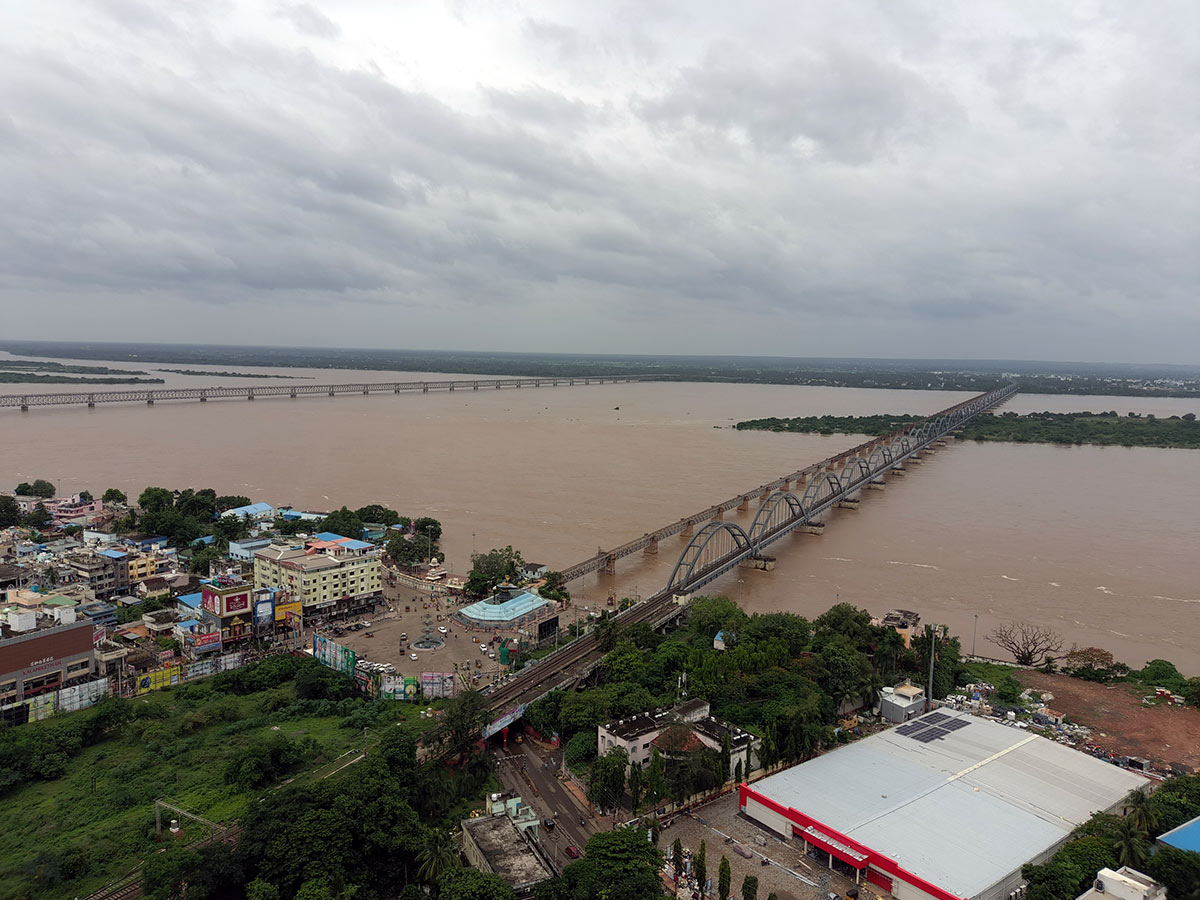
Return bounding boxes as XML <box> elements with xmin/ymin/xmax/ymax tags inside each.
<box><xmin>1</xmin><ymin>1</ymin><xmax>1196</xmax><ymax>362</ymax></box>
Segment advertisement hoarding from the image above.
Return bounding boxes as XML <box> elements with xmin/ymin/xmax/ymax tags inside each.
<box><xmin>137</xmin><ymin>665</ymin><xmax>182</xmax><ymax>695</ymax></box>
<box><xmin>313</xmin><ymin>635</ymin><xmax>357</xmax><ymax>676</ymax></box>
<box><xmin>420</xmin><ymin>672</ymin><xmax>456</xmax><ymax>699</ymax></box>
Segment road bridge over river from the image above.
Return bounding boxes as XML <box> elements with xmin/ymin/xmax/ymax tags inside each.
<box><xmin>477</xmin><ymin>384</ymin><xmax>1017</xmax><ymax>734</ymax></box>
<box><xmin>0</xmin><ymin>374</ymin><xmax>652</xmax><ymax>410</ymax></box>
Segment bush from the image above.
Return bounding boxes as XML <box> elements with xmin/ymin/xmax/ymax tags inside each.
<box><xmin>564</xmin><ymin>731</ymin><xmax>597</xmax><ymax>769</ymax></box>
<box><xmin>1137</xmin><ymin>659</ymin><xmax>1186</xmax><ymax>691</ymax></box>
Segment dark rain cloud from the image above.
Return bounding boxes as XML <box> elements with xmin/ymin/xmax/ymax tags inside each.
<box><xmin>0</xmin><ymin>1</ymin><xmax>1197</xmax><ymax>361</ymax></box>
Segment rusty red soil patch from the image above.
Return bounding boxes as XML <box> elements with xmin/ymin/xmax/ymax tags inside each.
<box><xmin>1019</xmin><ymin>671</ymin><xmax>1200</xmax><ymax>770</ymax></box>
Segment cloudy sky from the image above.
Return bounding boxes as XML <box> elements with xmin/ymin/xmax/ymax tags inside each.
<box><xmin>1</xmin><ymin>1</ymin><xmax>1196</xmax><ymax>362</ymax></box>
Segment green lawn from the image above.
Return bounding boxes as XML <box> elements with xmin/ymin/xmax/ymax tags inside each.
<box><xmin>0</xmin><ymin>682</ymin><xmax>439</xmax><ymax>899</ymax></box>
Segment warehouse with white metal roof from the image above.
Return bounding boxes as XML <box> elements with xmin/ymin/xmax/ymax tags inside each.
<box><xmin>738</xmin><ymin>709</ymin><xmax>1146</xmax><ymax>900</ymax></box>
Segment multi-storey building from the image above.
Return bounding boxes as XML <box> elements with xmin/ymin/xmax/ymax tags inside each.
<box><xmin>253</xmin><ymin>533</ymin><xmax>381</xmax><ymax>618</ymax></box>
<box><xmin>0</xmin><ymin>614</ymin><xmax>95</xmax><ymax>705</ymax></box>
<box><xmin>65</xmin><ymin>549</ymin><xmax>130</xmax><ymax>599</ymax></box>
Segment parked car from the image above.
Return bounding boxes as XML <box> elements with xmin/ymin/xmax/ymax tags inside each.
<box><xmin>400</xmin><ymin>633</ymin><xmax>407</xmax><ymax>640</ymax></box>
<box><xmin>438</xmin><ymin>626</ymin><xmax>447</xmax><ymax>634</ymax></box>
<box><xmin>410</xmin><ymin>653</ymin><xmax>419</xmax><ymax>661</ymax></box>
<box><xmin>565</xmin><ymin>845</ymin><xmax>581</xmax><ymax>859</ymax></box>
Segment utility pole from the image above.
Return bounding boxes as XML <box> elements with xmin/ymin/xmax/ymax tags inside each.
<box><xmin>926</xmin><ymin>624</ymin><xmax>938</xmax><ymax>712</ymax></box>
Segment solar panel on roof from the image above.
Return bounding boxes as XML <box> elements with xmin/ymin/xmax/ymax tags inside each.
<box><xmin>940</xmin><ymin>718</ymin><xmax>970</xmax><ymax>732</ymax></box>
<box><xmin>921</xmin><ymin>712</ymin><xmax>950</xmax><ymax>725</ymax></box>
<box><xmin>895</xmin><ymin>722</ymin><xmax>925</xmax><ymax>735</ymax></box>
<box><xmin>911</xmin><ymin>729</ymin><xmax>942</xmax><ymax>743</ymax></box>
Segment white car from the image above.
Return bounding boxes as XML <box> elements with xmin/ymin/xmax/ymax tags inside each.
<box><xmin>438</xmin><ymin>626</ymin><xmax>447</xmax><ymax>634</ymax></box>
<box><xmin>489</xmin><ymin>651</ymin><xmax>496</xmax><ymax>659</ymax></box>
<box><xmin>410</xmin><ymin>653</ymin><xmax>419</xmax><ymax>661</ymax></box>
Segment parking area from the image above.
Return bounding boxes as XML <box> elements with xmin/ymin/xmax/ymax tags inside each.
<box><xmin>662</xmin><ymin>792</ymin><xmax>864</xmax><ymax>900</ymax></box>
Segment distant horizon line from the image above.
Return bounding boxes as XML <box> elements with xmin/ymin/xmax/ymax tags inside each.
<box><xmin>1</xmin><ymin>338</ymin><xmax>1196</xmax><ymax>371</ymax></box>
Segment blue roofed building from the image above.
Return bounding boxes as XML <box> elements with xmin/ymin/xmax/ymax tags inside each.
<box><xmin>455</xmin><ymin>584</ymin><xmax>559</xmax><ymax>641</ymax></box>
<box><xmin>1158</xmin><ymin>812</ymin><xmax>1200</xmax><ymax>854</ymax></box>
<box><xmin>220</xmin><ymin>502</ymin><xmax>275</xmax><ymax>522</ymax></box>
<box><xmin>176</xmin><ymin>592</ymin><xmax>203</xmax><ymax>617</ymax></box>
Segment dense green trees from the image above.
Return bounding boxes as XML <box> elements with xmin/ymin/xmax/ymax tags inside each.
<box><xmin>0</xmin><ymin>494</ymin><xmax>20</xmax><ymax>526</ymax></box>
<box><xmin>467</xmin><ymin>546</ymin><xmax>525</xmax><ymax>596</ymax></box>
<box><xmin>735</xmin><ymin>410</ymin><xmax>1200</xmax><ymax>448</ymax></box>
<box><xmin>317</xmin><ymin>506</ymin><xmax>364</xmax><ymax>540</ymax></box>
<box><xmin>16</xmin><ymin>479</ymin><xmax>56</xmax><ymax>498</ymax></box>
<box><xmin>587</xmin><ymin>747</ymin><xmax>629</xmax><ymax>812</ymax></box>
<box><xmin>539</xmin><ymin>827</ymin><xmax>663</xmax><ymax>900</ymax></box>
<box><xmin>102</xmin><ymin>487</ymin><xmax>127</xmax><ymax>504</ymax></box>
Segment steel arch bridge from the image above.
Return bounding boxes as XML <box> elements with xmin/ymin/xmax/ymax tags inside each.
<box><xmin>665</xmin><ymin>521</ymin><xmax>753</xmax><ymax>593</ymax></box>
<box><xmin>662</xmin><ymin>382</ymin><xmax>1019</xmax><ymax>596</ymax></box>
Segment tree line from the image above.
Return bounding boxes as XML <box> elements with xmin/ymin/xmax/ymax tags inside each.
<box><xmin>735</xmin><ymin>410</ymin><xmax>1200</xmax><ymax>449</ymax></box>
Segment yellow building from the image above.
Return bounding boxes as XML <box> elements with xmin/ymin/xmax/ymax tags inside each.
<box><xmin>253</xmin><ymin>535</ymin><xmax>381</xmax><ymax>618</ymax></box>
<box><xmin>126</xmin><ymin>552</ymin><xmax>162</xmax><ymax>585</ymax></box>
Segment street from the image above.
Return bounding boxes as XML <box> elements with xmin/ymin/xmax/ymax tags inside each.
<box><xmin>491</xmin><ymin>738</ymin><xmax>611</xmax><ymax>869</ymax></box>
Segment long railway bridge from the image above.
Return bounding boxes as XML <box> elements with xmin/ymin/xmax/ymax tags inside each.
<box><xmin>0</xmin><ymin>374</ymin><xmax>651</xmax><ymax>410</ymax></box>
<box><xmin>478</xmin><ymin>384</ymin><xmax>1017</xmax><ymax>732</ymax></box>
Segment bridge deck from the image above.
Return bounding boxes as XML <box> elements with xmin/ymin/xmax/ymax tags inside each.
<box><xmin>0</xmin><ymin>375</ymin><xmax>653</xmax><ymax>410</ymax></box>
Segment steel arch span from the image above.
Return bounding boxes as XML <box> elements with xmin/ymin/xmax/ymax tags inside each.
<box><xmin>800</xmin><ymin>472</ymin><xmax>842</xmax><ymax>510</ymax></box>
<box><xmin>839</xmin><ymin>456</ymin><xmax>871</xmax><ymax>486</ymax></box>
<box><xmin>666</xmin><ymin>521</ymin><xmax>753</xmax><ymax>592</ymax></box>
<box><xmin>748</xmin><ymin>491</ymin><xmax>806</xmax><ymax>548</ymax></box>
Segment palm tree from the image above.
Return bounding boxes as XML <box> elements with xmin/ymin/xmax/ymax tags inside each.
<box><xmin>1113</xmin><ymin>818</ymin><xmax>1149</xmax><ymax>869</ymax></box>
<box><xmin>416</xmin><ymin>829</ymin><xmax>460</xmax><ymax>886</ymax></box>
<box><xmin>1124</xmin><ymin>788</ymin><xmax>1159</xmax><ymax>835</ymax></box>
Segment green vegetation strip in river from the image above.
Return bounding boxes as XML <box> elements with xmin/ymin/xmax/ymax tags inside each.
<box><xmin>735</xmin><ymin>410</ymin><xmax>1200</xmax><ymax>449</ymax></box>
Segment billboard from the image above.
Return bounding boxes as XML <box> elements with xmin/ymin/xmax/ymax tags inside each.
<box><xmin>253</xmin><ymin>596</ymin><xmax>275</xmax><ymax>625</ymax></box>
<box><xmin>483</xmin><ymin>703</ymin><xmax>526</xmax><ymax>738</ymax></box>
<box><xmin>355</xmin><ymin>669</ymin><xmax>380</xmax><ymax>698</ymax></box>
<box><xmin>421</xmin><ymin>672</ymin><xmax>456</xmax><ymax>699</ymax></box>
<box><xmin>313</xmin><ymin>635</ymin><xmax>357</xmax><ymax>676</ymax></box>
<box><xmin>137</xmin><ymin>665</ymin><xmax>182</xmax><ymax>694</ymax></box>
<box><xmin>276</xmin><ymin>599</ymin><xmax>302</xmax><ymax>623</ymax></box>
<box><xmin>380</xmin><ymin>674</ymin><xmax>420</xmax><ymax>700</ymax></box>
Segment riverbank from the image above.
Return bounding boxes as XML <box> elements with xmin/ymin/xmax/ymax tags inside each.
<box><xmin>157</xmin><ymin>368</ymin><xmax>307</xmax><ymax>379</ymax></box>
<box><xmin>736</xmin><ymin>410</ymin><xmax>1200</xmax><ymax>449</ymax></box>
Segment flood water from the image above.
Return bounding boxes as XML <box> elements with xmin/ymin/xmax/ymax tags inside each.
<box><xmin>3</xmin><ymin>354</ymin><xmax>1198</xmax><ymax>673</ymax></box>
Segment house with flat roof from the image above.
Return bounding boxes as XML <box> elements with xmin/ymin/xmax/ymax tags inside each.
<box><xmin>461</xmin><ymin>794</ymin><xmax>554</xmax><ymax>897</ymax></box>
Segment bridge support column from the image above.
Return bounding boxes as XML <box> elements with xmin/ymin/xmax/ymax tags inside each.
<box><xmin>737</xmin><ymin>496</ymin><xmax>749</xmax><ymax>511</ymax></box>
<box><xmin>600</xmin><ymin>554</ymin><xmax>616</xmax><ymax>576</ymax></box>
<box><xmin>643</xmin><ymin>537</ymin><xmax>658</xmax><ymax>555</ymax></box>
<box><xmin>146</xmin><ymin>399</ymin><xmax>154</xmax><ymax>405</ymax></box>
<box><xmin>423</xmin><ymin>383</ymin><xmax>429</xmax><ymax>393</ymax></box>
<box><xmin>681</xmin><ymin>520</ymin><xmax>694</xmax><ymax>537</ymax></box>
<box><xmin>247</xmin><ymin>393</ymin><xmax>254</xmax><ymax>400</ymax></box>
<box><xmin>798</xmin><ymin>472</ymin><xmax>807</xmax><ymax>485</ymax></box>
<box><xmin>714</xmin><ymin>509</ymin><xmax>724</xmax><ymax>521</ymax></box>
<box><xmin>474</xmin><ymin>382</ymin><xmax>479</xmax><ymax>390</ymax></box>
<box><xmin>837</xmin><ymin>497</ymin><xmax>860</xmax><ymax>509</ymax></box>
<box><xmin>867</xmin><ymin>479</ymin><xmax>886</xmax><ymax>491</ymax></box>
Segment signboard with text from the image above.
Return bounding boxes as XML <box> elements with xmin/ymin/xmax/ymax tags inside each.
<box><xmin>313</xmin><ymin>635</ymin><xmax>357</xmax><ymax>676</ymax></box>
<box><xmin>421</xmin><ymin>672</ymin><xmax>456</xmax><ymax>699</ymax></box>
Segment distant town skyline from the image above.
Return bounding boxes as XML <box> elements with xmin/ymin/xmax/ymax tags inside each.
<box><xmin>2</xmin><ymin>2</ymin><xmax>1197</xmax><ymax>364</ymax></box>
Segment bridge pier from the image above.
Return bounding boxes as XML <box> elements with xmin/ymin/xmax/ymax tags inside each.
<box><xmin>600</xmin><ymin>554</ymin><xmax>616</xmax><ymax>576</ymax></box>
<box><xmin>474</xmin><ymin>382</ymin><xmax>479</xmax><ymax>390</ymax></box>
<box><xmin>329</xmin><ymin>390</ymin><xmax>335</xmax><ymax>396</ymax></box>
<box><xmin>423</xmin><ymin>383</ymin><xmax>429</xmax><ymax>393</ymax></box>
<box><xmin>681</xmin><ymin>520</ymin><xmax>695</xmax><ymax>537</ymax></box>
<box><xmin>837</xmin><ymin>497</ymin><xmax>860</xmax><ymax>509</ymax></box>
<box><xmin>146</xmin><ymin>398</ymin><xmax>154</xmax><ymax>405</ymax></box>
<box><xmin>867</xmin><ymin>479</ymin><xmax>886</xmax><ymax>491</ymax></box>
<box><xmin>739</xmin><ymin>555</ymin><xmax>776</xmax><ymax>571</ymax></box>
<box><xmin>248</xmin><ymin>393</ymin><xmax>254</xmax><ymax>400</ymax></box>
<box><xmin>643</xmin><ymin>536</ymin><xmax>658</xmax><ymax>555</ymax></box>
<box><xmin>799</xmin><ymin>522</ymin><xmax>825</xmax><ymax>534</ymax></box>
<box><xmin>737</xmin><ymin>496</ymin><xmax>750</xmax><ymax>512</ymax></box>
<box><xmin>713</xmin><ymin>508</ymin><xmax>724</xmax><ymax>521</ymax></box>
<box><xmin>908</xmin><ymin>456</ymin><xmax>924</xmax><ymax>465</ymax></box>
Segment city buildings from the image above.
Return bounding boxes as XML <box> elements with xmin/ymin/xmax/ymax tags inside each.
<box><xmin>253</xmin><ymin>533</ymin><xmax>382</xmax><ymax>618</ymax></box>
<box><xmin>738</xmin><ymin>709</ymin><xmax>1147</xmax><ymax>900</ymax></box>
<box><xmin>0</xmin><ymin>614</ymin><xmax>95</xmax><ymax>704</ymax></box>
